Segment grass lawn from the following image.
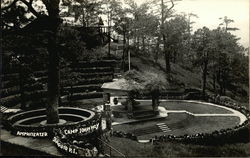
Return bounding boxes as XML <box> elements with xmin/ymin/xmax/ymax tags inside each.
<box><xmin>113</xmin><ymin>113</ymin><xmax>240</xmax><ymax>140</ymax></box>
<box><xmin>109</xmin><ymin>136</ymin><xmax>250</xmax><ymax>157</ymax></box>
<box><xmin>113</xmin><ymin>100</ymin><xmax>241</xmax><ymax>140</ymax></box>
<box><xmin>161</xmin><ymin>100</ymin><xmax>233</xmax><ymax>114</ymax></box>
<box><xmin>139</xmin><ymin>100</ymin><xmax>233</xmax><ymax>114</ymax></box>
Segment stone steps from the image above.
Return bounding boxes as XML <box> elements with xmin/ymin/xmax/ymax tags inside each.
<box><xmin>75</xmin><ymin>72</ymin><xmax>114</xmax><ymax>78</ymax></box>
<box><xmin>1</xmin><ymin>80</ymin><xmax>19</xmax><ymax>89</ymax></box>
<box><xmin>1</xmin><ymin>73</ymin><xmax>19</xmax><ymax>81</ymax></box>
<box><xmin>1</xmin><ymin>59</ymin><xmax>119</xmax><ymax>107</ymax></box>
<box><xmin>1</xmin><ymin>86</ymin><xmax>20</xmax><ymax>97</ymax></box>
<box><xmin>62</xmin><ymin>84</ymin><xmax>102</xmax><ymax>93</ymax></box>
<box><xmin>72</xmin><ymin>67</ymin><xmax>113</xmax><ymax>73</ymax></box>
<box><xmin>71</xmin><ymin>60</ymin><xmax>116</xmax><ymax>68</ymax></box>
<box><xmin>0</xmin><ymin>94</ymin><xmax>21</xmax><ymax>108</ymax></box>
<box><xmin>68</xmin><ymin>92</ymin><xmax>103</xmax><ymax>101</ymax></box>
<box><xmin>62</xmin><ymin>76</ymin><xmax>113</xmax><ymax>87</ymax></box>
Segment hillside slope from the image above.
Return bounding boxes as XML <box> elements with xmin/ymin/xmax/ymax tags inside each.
<box><xmin>129</xmin><ymin>54</ymin><xmax>249</xmax><ymax>107</ymax></box>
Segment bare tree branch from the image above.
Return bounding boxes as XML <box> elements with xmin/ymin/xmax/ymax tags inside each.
<box><xmin>1</xmin><ymin>0</ymin><xmax>19</xmax><ymax>11</ymax></box>
<box><xmin>1</xmin><ymin>0</ymin><xmax>41</xmax><ymax>18</ymax></box>
<box><xmin>162</xmin><ymin>0</ymin><xmax>175</xmax><ymax>21</ymax></box>
<box><xmin>19</xmin><ymin>0</ymin><xmax>41</xmax><ymax>17</ymax></box>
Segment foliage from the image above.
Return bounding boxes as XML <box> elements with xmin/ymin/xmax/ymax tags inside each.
<box><xmin>190</xmin><ymin>25</ymin><xmax>247</xmax><ymax>96</ymax></box>
<box><xmin>124</xmin><ymin>70</ymin><xmax>168</xmax><ymax>95</ymax></box>
<box><xmin>163</xmin><ymin>14</ymin><xmax>189</xmax><ymax>63</ymax></box>
<box><xmin>62</xmin><ymin>0</ymin><xmax>104</xmax><ymax>26</ymax></box>
<box><xmin>219</xmin><ymin>16</ymin><xmax>239</xmax><ymax>31</ymax></box>
<box><xmin>57</xmin><ymin>26</ymin><xmax>86</xmax><ymax>62</ymax></box>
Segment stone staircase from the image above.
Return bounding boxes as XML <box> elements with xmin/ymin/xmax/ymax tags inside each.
<box><xmin>61</xmin><ymin>59</ymin><xmax>121</xmax><ymax>102</ymax></box>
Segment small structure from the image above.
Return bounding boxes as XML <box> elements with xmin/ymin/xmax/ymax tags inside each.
<box><xmin>101</xmin><ymin>78</ymin><xmax>158</xmax><ymax>119</ymax></box>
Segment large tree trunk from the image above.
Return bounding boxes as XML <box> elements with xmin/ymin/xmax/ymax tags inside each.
<box><xmin>19</xmin><ymin>65</ymin><xmax>26</xmax><ymax>110</ymax></box>
<box><xmin>47</xmin><ymin>37</ymin><xmax>60</xmax><ymax>124</ymax></box>
<box><xmin>142</xmin><ymin>36</ymin><xmax>145</xmax><ymax>52</ymax></box>
<box><xmin>122</xmin><ymin>30</ymin><xmax>126</xmax><ymax>72</ymax></box>
<box><xmin>154</xmin><ymin>37</ymin><xmax>160</xmax><ymax>63</ymax></box>
<box><xmin>222</xmin><ymin>73</ymin><xmax>226</xmax><ymax>95</ymax></box>
<box><xmin>213</xmin><ymin>72</ymin><xmax>216</xmax><ymax>92</ymax></box>
<box><xmin>42</xmin><ymin>0</ymin><xmax>61</xmax><ymax>124</ymax></box>
<box><xmin>202</xmin><ymin>60</ymin><xmax>208</xmax><ymax>99</ymax></box>
<box><xmin>217</xmin><ymin>69</ymin><xmax>223</xmax><ymax>95</ymax></box>
<box><xmin>163</xmin><ymin>34</ymin><xmax>171</xmax><ymax>79</ymax></box>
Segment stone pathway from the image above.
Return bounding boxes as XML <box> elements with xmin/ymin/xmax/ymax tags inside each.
<box><xmin>156</xmin><ymin>123</ymin><xmax>171</xmax><ymax>132</ymax></box>
<box><xmin>1</xmin><ymin>129</ymin><xmax>63</xmax><ymax>156</ymax></box>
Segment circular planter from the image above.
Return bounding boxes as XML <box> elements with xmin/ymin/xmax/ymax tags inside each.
<box><xmin>52</xmin><ymin>130</ymin><xmax>100</xmax><ymax>156</ymax></box>
<box><xmin>6</xmin><ymin>107</ymin><xmax>101</xmax><ymax>137</ymax></box>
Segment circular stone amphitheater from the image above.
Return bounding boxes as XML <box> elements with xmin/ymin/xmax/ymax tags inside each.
<box><xmin>112</xmin><ymin>100</ymin><xmax>248</xmax><ymax>141</ymax></box>
<box><xmin>5</xmin><ymin>107</ymin><xmax>100</xmax><ymax>137</ymax></box>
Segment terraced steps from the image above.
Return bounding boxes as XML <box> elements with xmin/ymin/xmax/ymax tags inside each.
<box><xmin>62</xmin><ymin>76</ymin><xmax>113</xmax><ymax>87</ymax></box>
<box><xmin>62</xmin><ymin>84</ymin><xmax>102</xmax><ymax>93</ymax></box>
<box><xmin>72</xmin><ymin>67</ymin><xmax>113</xmax><ymax>73</ymax></box>
<box><xmin>75</xmin><ymin>72</ymin><xmax>114</xmax><ymax>78</ymax></box>
<box><xmin>1</xmin><ymin>86</ymin><xmax>20</xmax><ymax>97</ymax></box>
<box><xmin>1</xmin><ymin>73</ymin><xmax>19</xmax><ymax>81</ymax></box>
<box><xmin>68</xmin><ymin>92</ymin><xmax>103</xmax><ymax>100</ymax></box>
<box><xmin>71</xmin><ymin>60</ymin><xmax>116</xmax><ymax>68</ymax></box>
<box><xmin>1</xmin><ymin>59</ymin><xmax>120</xmax><ymax>107</ymax></box>
<box><xmin>1</xmin><ymin>80</ymin><xmax>18</xmax><ymax>89</ymax></box>
<box><xmin>0</xmin><ymin>94</ymin><xmax>21</xmax><ymax>108</ymax></box>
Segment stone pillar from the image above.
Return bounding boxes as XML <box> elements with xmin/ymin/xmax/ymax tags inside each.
<box><xmin>103</xmin><ymin>92</ymin><xmax>110</xmax><ymax>104</ymax></box>
<box><xmin>152</xmin><ymin>89</ymin><xmax>160</xmax><ymax>114</ymax></box>
<box><xmin>104</xmin><ymin>104</ymin><xmax>112</xmax><ymax>131</ymax></box>
<box><xmin>127</xmin><ymin>94</ymin><xmax>133</xmax><ymax>118</ymax></box>
<box><xmin>152</xmin><ymin>97</ymin><xmax>159</xmax><ymax>111</ymax></box>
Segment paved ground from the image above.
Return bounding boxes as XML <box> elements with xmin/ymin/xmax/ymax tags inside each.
<box><xmin>1</xmin><ymin>129</ymin><xmax>63</xmax><ymax>156</ymax></box>
<box><xmin>112</xmin><ymin>100</ymin><xmax>247</xmax><ymax>140</ymax></box>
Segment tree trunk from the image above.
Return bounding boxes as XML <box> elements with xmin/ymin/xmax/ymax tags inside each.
<box><xmin>173</xmin><ymin>50</ymin><xmax>177</xmax><ymax>63</ymax></box>
<box><xmin>154</xmin><ymin>48</ymin><xmax>159</xmax><ymax>63</ymax></box>
<box><xmin>222</xmin><ymin>74</ymin><xmax>226</xmax><ymax>95</ymax></box>
<box><xmin>163</xmin><ymin>35</ymin><xmax>171</xmax><ymax>79</ymax></box>
<box><xmin>217</xmin><ymin>69</ymin><xmax>223</xmax><ymax>95</ymax></box>
<box><xmin>202</xmin><ymin>60</ymin><xmax>208</xmax><ymax>99</ymax></box>
<box><xmin>42</xmin><ymin>0</ymin><xmax>61</xmax><ymax>124</ymax></box>
<box><xmin>19</xmin><ymin>65</ymin><xmax>26</xmax><ymax>110</ymax></box>
<box><xmin>152</xmin><ymin>90</ymin><xmax>160</xmax><ymax>112</ymax></box>
<box><xmin>122</xmin><ymin>30</ymin><xmax>126</xmax><ymax>72</ymax></box>
<box><xmin>142</xmin><ymin>36</ymin><xmax>145</xmax><ymax>52</ymax></box>
<box><xmin>213</xmin><ymin>72</ymin><xmax>216</xmax><ymax>92</ymax></box>
<box><xmin>136</xmin><ymin>36</ymin><xmax>139</xmax><ymax>50</ymax></box>
<box><xmin>47</xmin><ymin>34</ymin><xmax>60</xmax><ymax>124</ymax></box>
<box><xmin>147</xmin><ymin>39</ymin><xmax>150</xmax><ymax>54</ymax></box>
<box><xmin>154</xmin><ymin>37</ymin><xmax>160</xmax><ymax>63</ymax></box>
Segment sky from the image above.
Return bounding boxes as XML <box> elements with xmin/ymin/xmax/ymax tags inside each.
<box><xmin>134</xmin><ymin>0</ymin><xmax>249</xmax><ymax>48</ymax></box>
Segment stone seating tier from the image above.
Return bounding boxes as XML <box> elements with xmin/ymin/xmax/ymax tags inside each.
<box><xmin>0</xmin><ymin>60</ymin><xmax>118</xmax><ymax>108</ymax></box>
